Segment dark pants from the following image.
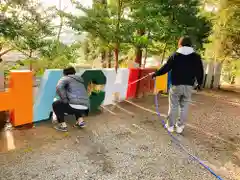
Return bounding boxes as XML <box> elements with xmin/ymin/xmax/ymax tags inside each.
<box><xmin>52</xmin><ymin>100</ymin><xmax>89</xmax><ymax>123</ymax></box>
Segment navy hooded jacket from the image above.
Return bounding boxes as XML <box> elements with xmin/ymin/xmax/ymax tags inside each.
<box><xmin>154</xmin><ymin>46</ymin><xmax>204</xmax><ymax>86</ymax></box>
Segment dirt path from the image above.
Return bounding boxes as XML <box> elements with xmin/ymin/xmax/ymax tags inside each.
<box><xmin>0</xmin><ymin>90</ymin><xmax>239</xmax><ymax>180</ymax></box>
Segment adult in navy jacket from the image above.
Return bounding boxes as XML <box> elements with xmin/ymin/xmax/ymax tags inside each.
<box><xmin>152</xmin><ymin>36</ymin><xmax>204</xmax><ymax>134</ymax></box>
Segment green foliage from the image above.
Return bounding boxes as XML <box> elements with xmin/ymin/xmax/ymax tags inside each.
<box><xmin>3</xmin><ymin>0</ymin><xmax>238</xmax><ymax>79</ymax></box>
<box><xmin>0</xmin><ymin>0</ymin><xmax>54</xmax><ymax>40</ymax></box>
<box><xmin>1</xmin><ymin>0</ymin><xmax>57</xmax><ymax>59</ymax></box>
<box><xmin>65</xmin><ymin>1</ymin><xmax>129</xmax><ymax>47</ymax></box>
<box><xmin>204</xmin><ymin>0</ymin><xmax>240</xmax><ymax>83</ymax></box>
<box><xmin>79</xmin><ymin>36</ymin><xmax>104</xmax><ymax>62</ymax></box>
<box><xmin>115</xmin><ymin>0</ymin><xmax>210</xmax><ymax>65</ymax></box>
<box><xmin>0</xmin><ymin>0</ymin><xmax>28</xmax><ymax>39</ymax></box>
<box><xmin>40</xmin><ymin>40</ymin><xmax>80</xmax><ymax>60</ymax></box>
<box><xmin>64</xmin><ymin>0</ymin><xmax>131</xmax><ymax>68</ymax></box>
<box><xmin>30</xmin><ymin>41</ymin><xmax>80</xmax><ymax>75</ymax></box>
<box><xmin>0</xmin><ymin>0</ymin><xmax>76</xmax><ymax>72</ymax></box>
<box><xmin>14</xmin><ymin>7</ymin><xmax>56</xmax><ymax>56</ymax></box>
<box><xmin>206</xmin><ymin>0</ymin><xmax>240</xmax><ymax>60</ymax></box>
<box><xmin>65</xmin><ymin>0</ymin><xmax>211</xmax><ymax>66</ymax></box>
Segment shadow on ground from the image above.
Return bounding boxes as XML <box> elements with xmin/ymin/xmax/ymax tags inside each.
<box><xmin>0</xmin><ymin>90</ymin><xmax>239</xmax><ymax>180</ymax></box>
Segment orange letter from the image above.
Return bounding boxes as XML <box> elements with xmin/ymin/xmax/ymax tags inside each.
<box><xmin>0</xmin><ymin>70</ymin><xmax>33</xmax><ymax>126</ymax></box>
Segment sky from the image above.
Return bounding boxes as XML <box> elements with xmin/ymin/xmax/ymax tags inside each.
<box><xmin>40</xmin><ymin>0</ymin><xmax>92</xmax><ymax>11</ymax></box>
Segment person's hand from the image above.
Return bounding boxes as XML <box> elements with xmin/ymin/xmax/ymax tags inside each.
<box><xmin>149</xmin><ymin>72</ymin><xmax>156</xmax><ymax>79</ymax></box>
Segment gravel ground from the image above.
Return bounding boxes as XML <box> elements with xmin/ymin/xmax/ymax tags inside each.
<box><xmin>0</xmin><ymin>90</ymin><xmax>239</xmax><ymax>180</ymax></box>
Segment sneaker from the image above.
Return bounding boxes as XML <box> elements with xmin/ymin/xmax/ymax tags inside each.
<box><xmin>176</xmin><ymin>124</ymin><xmax>185</xmax><ymax>134</ymax></box>
<box><xmin>164</xmin><ymin>123</ymin><xmax>174</xmax><ymax>133</ymax></box>
<box><xmin>54</xmin><ymin>123</ymin><xmax>68</xmax><ymax>132</ymax></box>
<box><xmin>75</xmin><ymin>121</ymin><xmax>86</xmax><ymax>128</ymax></box>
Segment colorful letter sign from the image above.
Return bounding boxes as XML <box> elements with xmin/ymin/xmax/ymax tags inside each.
<box><xmin>0</xmin><ymin>70</ymin><xmax>33</xmax><ymax>126</ymax></box>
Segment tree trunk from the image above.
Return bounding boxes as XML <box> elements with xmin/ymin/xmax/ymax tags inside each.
<box><xmin>161</xmin><ymin>43</ymin><xmax>167</xmax><ymax>65</ymax></box>
<box><xmin>29</xmin><ymin>50</ymin><xmax>33</xmax><ymax>70</ymax></box>
<box><xmin>57</xmin><ymin>0</ymin><xmax>63</xmax><ymax>42</ymax></box>
<box><xmin>231</xmin><ymin>75</ymin><xmax>236</xmax><ymax>84</ymax></box>
<box><xmin>134</xmin><ymin>29</ymin><xmax>145</xmax><ymax>67</ymax></box>
<box><xmin>107</xmin><ymin>50</ymin><xmax>112</xmax><ymax>68</ymax></box>
<box><xmin>231</xmin><ymin>65</ymin><xmax>237</xmax><ymax>84</ymax></box>
<box><xmin>29</xmin><ymin>62</ymin><xmax>32</xmax><ymax>71</ymax></box>
<box><xmin>135</xmin><ymin>47</ymin><xmax>142</xmax><ymax>67</ymax></box>
<box><xmin>101</xmin><ymin>50</ymin><xmax>106</xmax><ymax>68</ymax></box>
<box><xmin>143</xmin><ymin>48</ymin><xmax>148</xmax><ymax>68</ymax></box>
<box><xmin>114</xmin><ymin>0</ymin><xmax>122</xmax><ymax>72</ymax></box>
<box><xmin>0</xmin><ymin>48</ymin><xmax>13</xmax><ymax>57</ymax></box>
<box><xmin>57</xmin><ymin>19</ymin><xmax>63</xmax><ymax>42</ymax></box>
<box><xmin>143</xmin><ymin>31</ymin><xmax>150</xmax><ymax>68</ymax></box>
<box><xmin>114</xmin><ymin>44</ymin><xmax>119</xmax><ymax>72</ymax></box>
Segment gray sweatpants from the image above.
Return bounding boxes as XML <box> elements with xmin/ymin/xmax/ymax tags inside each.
<box><xmin>168</xmin><ymin>85</ymin><xmax>193</xmax><ymax>127</ymax></box>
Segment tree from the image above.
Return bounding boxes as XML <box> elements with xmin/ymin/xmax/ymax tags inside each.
<box><xmin>127</xmin><ymin>0</ymin><xmax>211</xmax><ymax>66</ymax></box>
<box><xmin>64</xmin><ymin>0</ymin><xmax>130</xmax><ymax>70</ymax></box>
<box><xmin>64</xmin><ymin>0</ymin><xmax>210</xmax><ymax>69</ymax></box>
<box><xmin>206</xmin><ymin>0</ymin><xmax>240</xmax><ymax>61</ymax></box>
<box><xmin>15</xmin><ymin>6</ymin><xmax>56</xmax><ymax>69</ymax></box>
<box><xmin>0</xmin><ymin>0</ymin><xmax>29</xmax><ymax>61</ymax></box>
<box><xmin>0</xmin><ymin>0</ymin><xmax>56</xmax><ymax>69</ymax></box>
<box><xmin>0</xmin><ymin>0</ymin><xmax>29</xmax><ymax>37</ymax></box>
<box><xmin>205</xmin><ymin>0</ymin><xmax>240</xmax><ymax>83</ymax></box>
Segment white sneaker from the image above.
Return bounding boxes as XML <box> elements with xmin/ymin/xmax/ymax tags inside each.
<box><xmin>164</xmin><ymin>123</ymin><xmax>174</xmax><ymax>133</ymax></box>
<box><xmin>176</xmin><ymin>125</ymin><xmax>185</xmax><ymax>134</ymax></box>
